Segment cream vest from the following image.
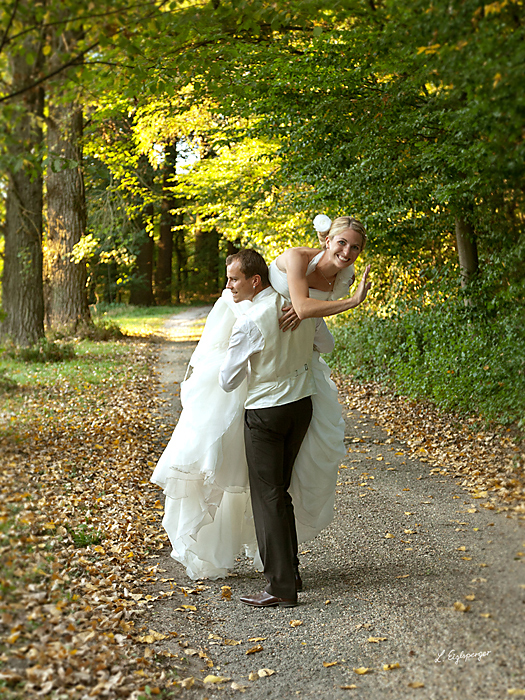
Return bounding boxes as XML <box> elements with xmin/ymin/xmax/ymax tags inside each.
<box><xmin>245</xmin><ymin>290</ymin><xmax>316</xmax><ymax>409</ymax></box>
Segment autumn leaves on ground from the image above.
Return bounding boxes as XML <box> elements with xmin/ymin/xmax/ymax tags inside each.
<box><xmin>0</xmin><ymin>333</ymin><xmax>179</xmax><ymax>698</ymax></box>
<box><xmin>0</xmin><ymin>315</ymin><xmax>524</xmax><ymax>699</ymax></box>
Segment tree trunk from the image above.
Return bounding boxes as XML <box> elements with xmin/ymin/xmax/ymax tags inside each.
<box><xmin>1</xmin><ymin>51</ymin><xmax>45</xmax><ymax>346</ymax></box>
<box><xmin>194</xmin><ymin>220</ymin><xmax>220</xmax><ymax>295</ymax></box>
<box><xmin>155</xmin><ymin>143</ymin><xmax>177</xmax><ymax>305</ymax></box>
<box><xmin>172</xmin><ymin>211</ymin><xmax>187</xmax><ymax>304</ymax></box>
<box><xmin>45</xmin><ymin>101</ymin><xmax>91</xmax><ymax>330</ymax></box>
<box><xmin>455</xmin><ymin>215</ymin><xmax>479</xmax><ymax>288</ymax></box>
<box><xmin>129</xmin><ymin>205</ymin><xmax>155</xmax><ymax>306</ymax></box>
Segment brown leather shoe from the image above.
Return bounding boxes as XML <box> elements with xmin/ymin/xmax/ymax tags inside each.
<box><xmin>240</xmin><ymin>591</ymin><xmax>297</xmax><ymax>608</ymax></box>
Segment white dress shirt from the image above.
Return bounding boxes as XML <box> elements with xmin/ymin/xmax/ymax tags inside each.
<box><xmin>219</xmin><ymin>287</ymin><xmax>335</xmax><ymax>393</ymax></box>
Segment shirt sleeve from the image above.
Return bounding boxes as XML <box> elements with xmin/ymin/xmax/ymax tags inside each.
<box><xmin>313</xmin><ymin>318</ymin><xmax>335</xmax><ymax>354</ymax></box>
<box><xmin>219</xmin><ymin>317</ymin><xmax>265</xmax><ymax>392</ymax></box>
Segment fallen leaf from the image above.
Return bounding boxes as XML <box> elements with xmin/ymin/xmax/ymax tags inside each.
<box><xmin>248</xmin><ymin>637</ymin><xmax>266</xmax><ymax>642</ymax></box>
<box><xmin>248</xmin><ymin>672</ymin><xmax>259</xmax><ymax>681</ymax></box>
<box><xmin>183</xmin><ymin>648</ymin><xmax>199</xmax><ymax>656</ymax></box>
<box><xmin>408</xmin><ymin>681</ymin><xmax>425</xmax><ymax>688</ymax></box>
<box><xmin>221</xmin><ymin>585</ymin><xmax>232</xmax><ymax>600</ymax></box>
<box><xmin>136</xmin><ymin>629</ymin><xmax>169</xmax><ymax>643</ymax></box>
<box><xmin>323</xmin><ymin>661</ymin><xmax>338</xmax><ymax>667</ymax></box>
<box><xmin>465</xmin><ymin>594</ymin><xmax>476</xmax><ymax>601</ymax></box>
<box><xmin>368</xmin><ymin>637</ymin><xmax>387</xmax><ymax>643</ymax></box>
<box><xmin>231</xmin><ymin>681</ymin><xmax>248</xmax><ymax>692</ymax></box>
<box><xmin>353</xmin><ymin>667</ymin><xmax>372</xmax><ymax>675</ymax></box>
<box><xmin>507</xmin><ymin>690</ymin><xmax>525</xmax><ymax>696</ymax></box>
<box><xmin>383</xmin><ymin>662</ymin><xmax>401</xmax><ymax>670</ymax></box>
<box><xmin>453</xmin><ymin>601</ymin><xmax>470</xmax><ymax>612</ymax></box>
<box><xmin>224</xmin><ymin>639</ymin><xmax>242</xmax><ymax>646</ymax></box>
<box><xmin>290</xmin><ymin>620</ymin><xmax>303</xmax><ymax>627</ymax></box>
<box><xmin>384</xmin><ymin>533</ymin><xmax>394</xmax><ymax>539</ymax></box>
<box><xmin>204</xmin><ymin>675</ymin><xmax>232</xmax><ymax>683</ymax></box>
<box><xmin>246</xmin><ymin>645</ymin><xmax>264</xmax><ymax>655</ymax></box>
<box><xmin>341</xmin><ymin>685</ymin><xmax>358</xmax><ymax>689</ymax></box>
<box><xmin>180</xmin><ymin>677</ymin><xmax>195</xmax><ymax>689</ymax></box>
<box><xmin>0</xmin><ymin>671</ymin><xmax>24</xmax><ymax>682</ymax></box>
<box><xmin>257</xmin><ymin>668</ymin><xmax>275</xmax><ymax>677</ymax></box>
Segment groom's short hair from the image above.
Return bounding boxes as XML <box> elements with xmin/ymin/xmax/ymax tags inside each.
<box><xmin>226</xmin><ymin>249</ymin><xmax>269</xmax><ymax>286</ymax></box>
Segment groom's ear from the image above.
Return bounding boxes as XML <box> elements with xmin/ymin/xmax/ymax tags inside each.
<box><xmin>251</xmin><ymin>274</ymin><xmax>261</xmax><ymax>289</ymax></box>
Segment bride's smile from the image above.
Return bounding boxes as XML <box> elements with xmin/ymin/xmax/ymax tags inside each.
<box><xmin>324</xmin><ymin>227</ymin><xmax>363</xmax><ymax>272</ymax></box>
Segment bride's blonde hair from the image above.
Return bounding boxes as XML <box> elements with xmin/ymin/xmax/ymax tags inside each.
<box><xmin>317</xmin><ymin>216</ymin><xmax>367</xmax><ymax>250</ymax></box>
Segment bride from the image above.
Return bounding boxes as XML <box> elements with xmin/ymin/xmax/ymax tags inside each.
<box><xmin>150</xmin><ymin>215</ymin><xmax>371</xmax><ymax>580</ymax></box>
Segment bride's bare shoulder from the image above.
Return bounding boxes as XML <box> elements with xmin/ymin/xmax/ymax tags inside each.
<box><xmin>274</xmin><ymin>246</ymin><xmax>321</xmax><ymax>271</ymax></box>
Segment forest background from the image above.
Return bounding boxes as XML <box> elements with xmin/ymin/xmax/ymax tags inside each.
<box><xmin>0</xmin><ymin>0</ymin><xmax>524</xmax><ymax>430</ymax></box>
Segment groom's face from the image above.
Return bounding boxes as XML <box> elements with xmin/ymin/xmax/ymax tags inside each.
<box><xmin>226</xmin><ymin>260</ymin><xmax>257</xmax><ymax>303</ymax></box>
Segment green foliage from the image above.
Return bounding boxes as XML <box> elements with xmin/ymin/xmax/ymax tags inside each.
<box><xmin>329</xmin><ymin>294</ymin><xmax>525</xmax><ymax>428</ymax></box>
<box><xmin>49</xmin><ymin>318</ymin><xmax>124</xmax><ymax>342</ymax></box>
<box><xmin>84</xmin><ymin>318</ymin><xmax>124</xmax><ymax>341</ymax></box>
<box><xmin>178</xmin><ymin>0</ymin><xmax>524</xmax><ymax>287</ymax></box>
<box><xmin>0</xmin><ymin>367</ymin><xmax>17</xmax><ymax>392</ymax></box>
<box><xmin>2</xmin><ymin>338</ymin><xmax>76</xmax><ymax>363</ymax></box>
<box><xmin>1</xmin><ymin>0</ymin><xmax>522</xmax><ymax>423</ymax></box>
<box><xmin>66</xmin><ymin>522</ymin><xmax>104</xmax><ymax>548</ymax></box>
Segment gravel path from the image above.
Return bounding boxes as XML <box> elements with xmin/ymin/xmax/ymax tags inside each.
<box><xmin>145</xmin><ymin>309</ymin><xmax>525</xmax><ymax>700</ymax></box>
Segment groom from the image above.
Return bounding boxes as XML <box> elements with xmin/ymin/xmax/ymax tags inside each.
<box><xmin>219</xmin><ymin>249</ymin><xmax>334</xmax><ymax>607</ymax></box>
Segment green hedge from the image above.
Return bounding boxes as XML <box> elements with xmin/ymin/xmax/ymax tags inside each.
<box><xmin>328</xmin><ymin>300</ymin><xmax>525</xmax><ymax>429</ymax></box>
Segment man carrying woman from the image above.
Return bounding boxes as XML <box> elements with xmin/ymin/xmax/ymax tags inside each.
<box><xmin>150</xmin><ymin>215</ymin><xmax>371</xmax><ymax>596</ymax></box>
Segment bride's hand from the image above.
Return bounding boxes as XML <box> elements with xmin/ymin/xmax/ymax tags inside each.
<box><xmin>279</xmin><ymin>304</ymin><xmax>302</xmax><ymax>331</ymax></box>
<box><xmin>351</xmin><ymin>264</ymin><xmax>372</xmax><ymax>306</ymax></box>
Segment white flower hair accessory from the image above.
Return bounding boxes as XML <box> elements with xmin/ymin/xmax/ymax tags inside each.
<box><xmin>313</xmin><ymin>214</ymin><xmax>332</xmax><ymax>234</ymax></box>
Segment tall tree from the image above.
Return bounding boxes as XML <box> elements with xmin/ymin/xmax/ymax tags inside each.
<box><xmin>0</xmin><ymin>0</ymin><xmax>174</xmax><ymax>342</ymax></box>
<box><xmin>2</xmin><ymin>37</ymin><xmax>45</xmax><ymax>345</ymax></box>
<box><xmin>45</xmin><ymin>28</ymin><xmax>91</xmax><ymax>329</ymax></box>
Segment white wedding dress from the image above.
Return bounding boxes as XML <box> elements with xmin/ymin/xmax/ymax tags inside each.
<box><xmin>151</xmin><ymin>252</ymin><xmax>354</xmax><ymax>579</ymax></box>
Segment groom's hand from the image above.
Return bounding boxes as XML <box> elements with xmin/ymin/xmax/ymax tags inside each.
<box><xmin>279</xmin><ymin>304</ymin><xmax>301</xmax><ymax>332</ymax></box>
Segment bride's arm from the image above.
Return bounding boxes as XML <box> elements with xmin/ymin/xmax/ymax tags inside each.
<box><xmin>282</xmin><ymin>248</ymin><xmax>371</xmax><ymax>320</ymax></box>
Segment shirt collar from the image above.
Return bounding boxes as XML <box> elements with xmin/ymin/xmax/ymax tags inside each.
<box><xmin>252</xmin><ymin>286</ymin><xmax>274</xmax><ymax>304</ymax></box>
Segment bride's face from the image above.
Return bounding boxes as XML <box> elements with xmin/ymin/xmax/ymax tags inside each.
<box><xmin>325</xmin><ymin>228</ymin><xmax>363</xmax><ymax>269</ymax></box>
